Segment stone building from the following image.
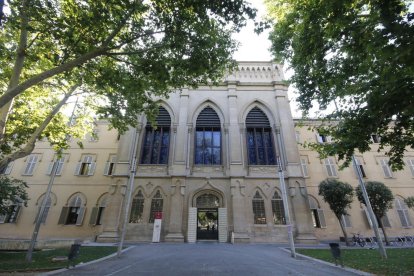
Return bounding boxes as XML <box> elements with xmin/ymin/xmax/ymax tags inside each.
<box><xmin>0</xmin><ymin>61</ymin><xmax>413</xmax><ymax>247</ymax></box>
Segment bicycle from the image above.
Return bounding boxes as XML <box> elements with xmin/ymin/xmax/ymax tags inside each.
<box><xmin>351</xmin><ymin>233</ymin><xmax>366</xmax><ymax>247</ymax></box>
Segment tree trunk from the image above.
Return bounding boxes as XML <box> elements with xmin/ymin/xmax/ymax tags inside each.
<box><xmin>337</xmin><ymin>215</ymin><xmax>350</xmax><ymax>246</ymax></box>
<box><xmin>0</xmin><ymin>0</ymin><xmax>30</xmax><ymax>141</ymax></box>
<box><xmin>377</xmin><ymin>215</ymin><xmax>390</xmax><ymax>246</ymax></box>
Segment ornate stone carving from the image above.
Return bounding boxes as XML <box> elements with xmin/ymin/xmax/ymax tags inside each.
<box><xmin>137</xmin><ymin>165</ymin><xmax>168</xmax><ymax>174</ymax></box>
<box><xmin>248</xmin><ymin>166</ymin><xmax>277</xmax><ymax>175</ymax></box>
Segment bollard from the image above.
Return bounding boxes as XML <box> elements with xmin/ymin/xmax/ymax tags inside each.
<box><xmin>329</xmin><ymin>243</ymin><xmax>343</xmax><ymax>267</ymax></box>
<box><xmin>67</xmin><ymin>240</ymin><xmax>82</xmax><ymax>268</ymax></box>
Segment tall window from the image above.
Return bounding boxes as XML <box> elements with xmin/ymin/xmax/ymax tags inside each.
<box><xmin>272</xmin><ymin>191</ymin><xmax>286</xmax><ymax>225</ymax></box>
<box><xmin>395</xmin><ymin>197</ymin><xmax>412</xmax><ymax>227</ymax></box>
<box><xmin>407</xmin><ymin>159</ymin><xmax>414</xmax><ymax>177</ymax></box>
<box><xmin>380</xmin><ymin>159</ymin><xmax>393</xmax><ymax>178</ymax></box>
<box><xmin>195</xmin><ymin>107</ymin><xmax>221</xmax><ymax>165</ymax></box>
<box><xmin>0</xmin><ymin>199</ymin><xmax>22</xmax><ymax>223</ymax></box>
<box><xmin>300</xmin><ymin>156</ymin><xmax>309</xmax><ymax>177</ymax></box>
<box><xmin>309</xmin><ymin>196</ymin><xmax>326</xmax><ymax>228</ymax></box>
<box><xmin>252</xmin><ymin>191</ymin><xmax>266</xmax><ymax>224</ymax></box>
<box><xmin>104</xmin><ymin>155</ymin><xmax>117</xmax><ymax>176</ymax></box>
<box><xmin>341</xmin><ymin>214</ymin><xmax>352</xmax><ymax>228</ymax></box>
<box><xmin>34</xmin><ymin>194</ymin><xmax>53</xmax><ymax>224</ymax></box>
<box><xmin>58</xmin><ymin>194</ymin><xmax>86</xmax><ymax>225</ymax></box>
<box><xmin>89</xmin><ymin>194</ymin><xmax>108</xmax><ymax>226</ymax></box>
<box><xmin>149</xmin><ymin>190</ymin><xmax>163</xmax><ymax>223</ymax></box>
<box><xmin>141</xmin><ymin>107</ymin><xmax>171</xmax><ymax>164</ymax></box>
<box><xmin>246</xmin><ymin>107</ymin><xmax>276</xmax><ymax>165</ymax></box>
<box><xmin>353</xmin><ymin>157</ymin><xmax>366</xmax><ymax>178</ymax></box>
<box><xmin>23</xmin><ymin>154</ymin><xmax>40</xmax><ymax>175</ymax></box>
<box><xmin>324</xmin><ymin>158</ymin><xmax>337</xmax><ymax>177</ymax></box>
<box><xmin>0</xmin><ymin>162</ymin><xmax>14</xmax><ymax>175</ymax></box>
<box><xmin>47</xmin><ymin>155</ymin><xmax>67</xmax><ymax>176</ymax></box>
<box><xmin>130</xmin><ymin>191</ymin><xmax>145</xmax><ymax>223</ymax></box>
<box><xmin>75</xmin><ymin>155</ymin><xmax>96</xmax><ymax>176</ymax></box>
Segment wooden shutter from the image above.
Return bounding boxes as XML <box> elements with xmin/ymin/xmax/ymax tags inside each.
<box><xmin>89</xmin><ymin>207</ymin><xmax>99</xmax><ymax>225</ymax></box>
<box><xmin>317</xmin><ymin>209</ymin><xmax>326</xmax><ymax>228</ymax></box>
<box><xmin>58</xmin><ymin>207</ymin><xmax>70</xmax><ymax>224</ymax></box>
<box><xmin>76</xmin><ymin>207</ymin><xmax>86</xmax><ymax>225</ymax></box>
<box><xmin>46</xmin><ymin>162</ymin><xmax>54</xmax><ymax>175</ymax></box>
<box><xmin>75</xmin><ymin>161</ymin><xmax>82</xmax><ymax>175</ymax></box>
<box><xmin>4</xmin><ymin>162</ymin><xmax>14</xmax><ymax>175</ymax></box>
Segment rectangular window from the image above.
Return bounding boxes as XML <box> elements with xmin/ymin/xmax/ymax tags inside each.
<box><xmin>104</xmin><ymin>155</ymin><xmax>117</xmax><ymax>176</ymax></box>
<box><xmin>407</xmin><ymin>159</ymin><xmax>414</xmax><ymax>177</ymax></box>
<box><xmin>353</xmin><ymin>157</ymin><xmax>366</xmax><ymax>178</ymax></box>
<box><xmin>0</xmin><ymin>204</ymin><xmax>21</xmax><ymax>223</ymax></box>
<box><xmin>194</xmin><ymin>128</ymin><xmax>221</xmax><ymax>165</ymax></box>
<box><xmin>23</xmin><ymin>154</ymin><xmax>40</xmax><ymax>175</ymax></box>
<box><xmin>300</xmin><ymin>157</ymin><xmax>309</xmax><ymax>177</ymax></box>
<box><xmin>47</xmin><ymin>155</ymin><xmax>67</xmax><ymax>176</ymax></box>
<box><xmin>324</xmin><ymin>158</ymin><xmax>337</xmax><ymax>177</ymax></box>
<box><xmin>295</xmin><ymin>131</ymin><xmax>300</xmax><ymax>143</ymax></box>
<box><xmin>141</xmin><ymin>127</ymin><xmax>170</xmax><ymax>164</ymax></box>
<box><xmin>341</xmin><ymin>214</ymin><xmax>352</xmax><ymax>228</ymax></box>
<box><xmin>75</xmin><ymin>155</ymin><xmax>96</xmax><ymax>176</ymax></box>
<box><xmin>371</xmin><ymin>134</ymin><xmax>380</xmax><ymax>143</ymax></box>
<box><xmin>246</xmin><ymin>128</ymin><xmax>276</xmax><ymax>165</ymax></box>
<box><xmin>0</xmin><ymin>162</ymin><xmax>14</xmax><ymax>175</ymax></box>
<box><xmin>380</xmin><ymin>159</ymin><xmax>393</xmax><ymax>178</ymax></box>
<box><xmin>316</xmin><ymin>133</ymin><xmax>331</xmax><ymax>143</ymax></box>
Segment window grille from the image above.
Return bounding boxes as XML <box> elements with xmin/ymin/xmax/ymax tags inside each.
<box><xmin>252</xmin><ymin>191</ymin><xmax>266</xmax><ymax>224</ymax></box>
<box><xmin>149</xmin><ymin>190</ymin><xmax>163</xmax><ymax>223</ymax></box>
<box><xmin>272</xmin><ymin>192</ymin><xmax>286</xmax><ymax>225</ymax></box>
<box><xmin>130</xmin><ymin>191</ymin><xmax>145</xmax><ymax>223</ymax></box>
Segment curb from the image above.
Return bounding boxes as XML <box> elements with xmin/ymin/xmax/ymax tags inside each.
<box><xmin>280</xmin><ymin>248</ymin><xmax>373</xmax><ymax>276</ymax></box>
<box><xmin>38</xmin><ymin>246</ymin><xmax>135</xmax><ymax>276</ymax></box>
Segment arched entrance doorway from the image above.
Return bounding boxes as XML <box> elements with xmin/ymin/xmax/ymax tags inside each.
<box><xmin>187</xmin><ymin>190</ymin><xmax>227</xmax><ymax>243</ymax></box>
<box><xmin>196</xmin><ymin>193</ymin><xmax>220</xmax><ymax>240</ymax></box>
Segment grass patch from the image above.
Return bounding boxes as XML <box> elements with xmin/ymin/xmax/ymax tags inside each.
<box><xmin>297</xmin><ymin>248</ymin><xmax>414</xmax><ymax>275</ymax></box>
<box><xmin>0</xmin><ymin>246</ymin><xmax>117</xmax><ymax>273</ymax></box>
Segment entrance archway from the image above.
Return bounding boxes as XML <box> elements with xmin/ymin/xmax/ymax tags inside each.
<box><xmin>187</xmin><ymin>190</ymin><xmax>227</xmax><ymax>243</ymax></box>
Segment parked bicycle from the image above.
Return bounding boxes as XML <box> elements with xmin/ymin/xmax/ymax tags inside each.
<box><xmin>351</xmin><ymin>233</ymin><xmax>366</xmax><ymax>247</ymax></box>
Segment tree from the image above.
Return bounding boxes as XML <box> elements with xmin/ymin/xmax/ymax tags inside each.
<box><xmin>405</xmin><ymin>196</ymin><xmax>414</xmax><ymax>210</ymax></box>
<box><xmin>318</xmin><ymin>179</ymin><xmax>354</xmax><ymax>246</ymax></box>
<box><xmin>355</xmin><ymin>181</ymin><xmax>394</xmax><ymax>245</ymax></box>
<box><xmin>0</xmin><ymin>0</ymin><xmax>257</xmax><ymax>170</ymax></box>
<box><xmin>0</xmin><ymin>176</ymin><xmax>28</xmax><ymax>216</ymax></box>
<box><xmin>266</xmin><ymin>0</ymin><xmax>414</xmax><ymax>170</ymax></box>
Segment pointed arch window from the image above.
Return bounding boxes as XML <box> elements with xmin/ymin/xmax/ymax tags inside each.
<box><xmin>252</xmin><ymin>191</ymin><xmax>266</xmax><ymax>224</ymax></box>
<box><xmin>149</xmin><ymin>190</ymin><xmax>163</xmax><ymax>223</ymax></box>
<box><xmin>141</xmin><ymin>107</ymin><xmax>171</xmax><ymax>164</ymax></box>
<box><xmin>195</xmin><ymin>107</ymin><xmax>221</xmax><ymax>165</ymax></box>
<box><xmin>34</xmin><ymin>194</ymin><xmax>53</xmax><ymax>224</ymax></box>
<box><xmin>130</xmin><ymin>191</ymin><xmax>145</xmax><ymax>223</ymax></box>
<box><xmin>272</xmin><ymin>191</ymin><xmax>286</xmax><ymax>225</ymax></box>
<box><xmin>246</xmin><ymin>107</ymin><xmax>276</xmax><ymax>165</ymax></box>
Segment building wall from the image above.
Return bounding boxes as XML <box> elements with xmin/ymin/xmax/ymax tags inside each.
<box><xmin>2</xmin><ymin>61</ymin><xmax>412</xmax><ymax>247</ymax></box>
<box><xmin>296</xmin><ymin>120</ymin><xmax>414</xmax><ymax>241</ymax></box>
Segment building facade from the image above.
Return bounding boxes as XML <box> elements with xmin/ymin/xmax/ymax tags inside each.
<box><xmin>1</xmin><ymin>61</ymin><xmax>413</xmax><ymax>247</ymax></box>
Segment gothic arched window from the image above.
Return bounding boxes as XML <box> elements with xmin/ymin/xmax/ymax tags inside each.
<box><xmin>141</xmin><ymin>107</ymin><xmax>171</xmax><ymax>164</ymax></box>
<box><xmin>246</xmin><ymin>107</ymin><xmax>276</xmax><ymax>165</ymax></box>
<box><xmin>195</xmin><ymin>107</ymin><xmax>221</xmax><ymax>165</ymax></box>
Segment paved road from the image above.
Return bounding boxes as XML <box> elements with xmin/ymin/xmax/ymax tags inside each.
<box><xmin>48</xmin><ymin>243</ymin><xmax>367</xmax><ymax>276</ymax></box>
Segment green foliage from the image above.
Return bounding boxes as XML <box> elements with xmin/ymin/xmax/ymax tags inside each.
<box><xmin>266</xmin><ymin>0</ymin><xmax>414</xmax><ymax>170</ymax></box>
<box><xmin>318</xmin><ymin>178</ymin><xmax>354</xmax><ymax>219</ymax></box>
<box><xmin>297</xmin><ymin>248</ymin><xmax>414</xmax><ymax>275</ymax></box>
<box><xmin>405</xmin><ymin>196</ymin><xmax>414</xmax><ymax>210</ymax></box>
<box><xmin>0</xmin><ymin>176</ymin><xmax>28</xmax><ymax>214</ymax></box>
<box><xmin>0</xmin><ymin>246</ymin><xmax>117</xmax><ymax>272</ymax></box>
<box><xmin>0</xmin><ymin>0</ymin><xmax>257</xmax><ymax>164</ymax></box>
<box><xmin>355</xmin><ymin>181</ymin><xmax>394</xmax><ymax>219</ymax></box>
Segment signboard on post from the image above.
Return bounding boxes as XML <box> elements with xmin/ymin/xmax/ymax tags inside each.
<box><xmin>152</xmin><ymin>212</ymin><xmax>162</xmax><ymax>243</ymax></box>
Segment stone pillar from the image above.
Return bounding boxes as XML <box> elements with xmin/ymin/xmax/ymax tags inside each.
<box><xmin>173</xmin><ymin>89</ymin><xmax>189</xmax><ymax>175</ymax></box>
<box><xmin>287</xmin><ymin>178</ymin><xmax>318</xmax><ymax>244</ymax></box>
<box><xmin>165</xmin><ymin>178</ymin><xmax>186</xmax><ymax>242</ymax></box>
<box><xmin>227</xmin><ymin>82</ymin><xmax>244</xmax><ymax>176</ymax></box>
<box><xmin>230</xmin><ymin>178</ymin><xmax>250</xmax><ymax>243</ymax></box>
<box><xmin>97</xmin><ymin>179</ymin><xmax>126</xmax><ymax>242</ymax></box>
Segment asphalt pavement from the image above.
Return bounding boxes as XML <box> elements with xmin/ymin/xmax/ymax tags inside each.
<box><xmin>42</xmin><ymin>243</ymin><xmax>370</xmax><ymax>276</ymax></box>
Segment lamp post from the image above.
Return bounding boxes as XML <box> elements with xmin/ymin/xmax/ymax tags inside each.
<box><xmin>117</xmin><ymin>128</ymin><xmax>139</xmax><ymax>257</ymax></box>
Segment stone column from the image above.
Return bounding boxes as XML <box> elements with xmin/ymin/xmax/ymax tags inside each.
<box><xmin>230</xmin><ymin>178</ymin><xmax>250</xmax><ymax>243</ymax></box>
<box><xmin>165</xmin><ymin>178</ymin><xmax>186</xmax><ymax>242</ymax></box>
<box><xmin>173</xmin><ymin>89</ymin><xmax>189</xmax><ymax>175</ymax></box>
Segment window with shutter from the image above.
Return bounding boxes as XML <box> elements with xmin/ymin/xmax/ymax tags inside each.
<box><xmin>309</xmin><ymin>196</ymin><xmax>326</xmax><ymax>228</ymax></box>
<box><xmin>341</xmin><ymin>214</ymin><xmax>352</xmax><ymax>228</ymax></box>
<box><xmin>380</xmin><ymin>159</ymin><xmax>393</xmax><ymax>178</ymax></box>
<box><xmin>62</xmin><ymin>194</ymin><xmax>86</xmax><ymax>225</ymax></box>
<box><xmin>324</xmin><ymin>158</ymin><xmax>337</xmax><ymax>177</ymax></box>
<box><xmin>300</xmin><ymin>157</ymin><xmax>309</xmax><ymax>177</ymax></box>
<box><xmin>104</xmin><ymin>155</ymin><xmax>117</xmax><ymax>176</ymax></box>
<box><xmin>395</xmin><ymin>197</ymin><xmax>412</xmax><ymax>227</ymax></box>
<box><xmin>76</xmin><ymin>155</ymin><xmax>96</xmax><ymax>176</ymax></box>
<box><xmin>353</xmin><ymin>157</ymin><xmax>366</xmax><ymax>178</ymax></box>
<box><xmin>407</xmin><ymin>159</ymin><xmax>414</xmax><ymax>177</ymax></box>
<box><xmin>23</xmin><ymin>154</ymin><xmax>40</xmax><ymax>175</ymax></box>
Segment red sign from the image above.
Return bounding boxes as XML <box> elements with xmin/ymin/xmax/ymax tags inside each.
<box><xmin>154</xmin><ymin>212</ymin><xmax>163</xmax><ymax>219</ymax></box>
